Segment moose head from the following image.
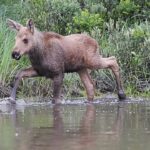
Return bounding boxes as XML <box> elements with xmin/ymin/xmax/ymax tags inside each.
<box><xmin>7</xmin><ymin>19</ymin><xmax>35</xmax><ymax>60</ymax></box>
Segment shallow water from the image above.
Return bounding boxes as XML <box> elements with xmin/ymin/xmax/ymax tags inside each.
<box><xmin>0</xmin><ymin>98</ymin><xmax>150</xmax><ymax>150</ymax></box>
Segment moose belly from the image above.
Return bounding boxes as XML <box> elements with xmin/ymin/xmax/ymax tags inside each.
<box><xmin>34</xmin><ymin>66</ymin><xmax>60</xmax><ymax>78</ymax></box>
<box><xmin>64</xmin><ymin>57</ymin><xmax>86</xmax><ymax>73</ymax></box>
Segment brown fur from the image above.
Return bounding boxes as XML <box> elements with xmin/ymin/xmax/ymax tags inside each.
<box><xmin>7</xmin><ymin>19</ymin><xmax>126</xmax><ymax>104</ymax></box>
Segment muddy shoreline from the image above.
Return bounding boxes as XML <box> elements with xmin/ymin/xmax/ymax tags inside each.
<box><xmin>0</xmin><ymin>83</ymin><xmax>11</xmax><ymax>97</ymax></box>
<box><xmin>0</xmin><ymin>81</ymin><xmax>149</xmax><ymax>99</ymax></box>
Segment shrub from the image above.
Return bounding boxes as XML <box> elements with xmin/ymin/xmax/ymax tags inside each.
<box><xmin>67</xmin><ymin>9</ymin><xmax>104</xmax><ymax>33</ymax></box>
<box><xmin>24</xmin><ymin>0</ymin><xmax>81</xmax><ymax>34</ymax></box>
<box><xmin>99</xmin><ymin>21</ymin><xmax>150</xmax><ymax>91</ymax></box>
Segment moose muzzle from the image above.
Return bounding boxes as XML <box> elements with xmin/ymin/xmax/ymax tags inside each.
<box><xmin>12</xmin><ymin>51</ymin><xmax>21</xmax><ymax>60</ymax></box>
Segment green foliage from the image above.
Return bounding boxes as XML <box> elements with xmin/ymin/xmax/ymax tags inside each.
<box><xmin>131</xmin><ymin>25</ymin><xmax>148</xmax><ymax>41</ymax></box>
<box><xmin>116</xmin><ymin>0</ymin><xmax>140</xmax><ymax>16</ymax></box>
<box><xmin>0</xmin><ymin>0</ymin><xmax>18</xmax><ymax>5</ymax></box>
<box><xmin>24</xmin><ymin>0</ymin><xmax>81</xmax><ymax>34</ymax></box>
<box><xmin>116</xmin><ymin>0</ymin><xmax>149</xmax><ymax>23</ymax></box>
<box><xmin>100</xmin><ymin>21</ymin><xmax>150</xmax><ymax>89</ymax></box>
<box><xmin>0</xmin><ymin>20</ymin><xmax>15</xmax><ymax>83</ymax></box>
<box><xmin>67</xmin><ymin>9</ymin><xmax>104</xmax><ymax>33</ymax></box>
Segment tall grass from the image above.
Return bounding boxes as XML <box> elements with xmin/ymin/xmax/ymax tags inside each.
<box><xmin>0</xmin><ymin>20</ymin><xmax>15</xmax><ymax>83</ymax></box>
<box><xmin>91</xmin><ymin>20</ymin><xmax>150</xmax><ymax>96</ymax></box>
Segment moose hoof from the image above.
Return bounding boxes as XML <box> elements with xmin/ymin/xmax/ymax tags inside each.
<box><xmin>52</xmin><ymin>99</ymin><xmax>62</xmax><ymax>104</ymax></box>
<box><xmin>118</xmin><ymin>91</ymin><xmax>126</xmax><ymax>101</ymax></box>
<box><xmin>84</xmin><ymin>98</ymin><xmax>94</xmax><ymax>104</ymax></box>
<box><xmin>7</xmin><ymin>97</ymin><xmax>16</xmax><ymax>104</ymax></box>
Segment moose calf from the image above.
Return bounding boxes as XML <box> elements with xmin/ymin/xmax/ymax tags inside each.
<box><xmin>7</xmin><ymin>19</ymin><xmax>126</xmax><ymax>104</ymax></box>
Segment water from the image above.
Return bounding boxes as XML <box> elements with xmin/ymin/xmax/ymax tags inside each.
<box><xmin>0</xmin><ymin>99</ymin><xmax>150</xmax><ymax>150</ymax></box>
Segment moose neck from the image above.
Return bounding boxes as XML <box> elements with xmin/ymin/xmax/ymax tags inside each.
<box><xmin>28</xmin><ymin>29</ymin><xmax>46</xmax><ymax>65</ymax></box>
<box><xmin>33</xmin><ymin>29</ymin><xmax>45</xmax><ymax>52</ymax></box>
<box><xmin>29</xmin><ymin>29</ymin><xmax>44</xmax><ymax>56</ymax></box>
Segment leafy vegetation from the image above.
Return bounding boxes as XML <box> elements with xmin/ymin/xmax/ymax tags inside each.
<box><xmin>0</xmin><ymin>0</ymin><xmax>149</xmax><ymax>99</ymax></box>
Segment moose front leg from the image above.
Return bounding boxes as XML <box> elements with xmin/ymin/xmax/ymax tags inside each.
<box><xmin>52</xmin><ymin>74</ymin><xmax>64</xmax><ymax>104</ymax></box>
<box><xmin>9</xmin><ymin>67</ymin><xmax>38</xmax><ymax>104</ymax></box>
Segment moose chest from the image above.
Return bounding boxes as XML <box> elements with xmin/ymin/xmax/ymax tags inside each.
<box><xmin>28</xmin><ymin>51</ymin><xmax>61</xmax><ymax>78</ymax></box>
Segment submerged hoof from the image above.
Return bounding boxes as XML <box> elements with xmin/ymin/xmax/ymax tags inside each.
<box><xmin>118</xmin><ymin>91</ymin><xmax>126</xmax><ymax>101</ymax></box>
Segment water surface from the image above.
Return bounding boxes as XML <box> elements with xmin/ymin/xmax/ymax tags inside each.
<box><xmin>0</xmin><ymin>98</ymin><xmax>150</xmax><ymax>150</ymax></box>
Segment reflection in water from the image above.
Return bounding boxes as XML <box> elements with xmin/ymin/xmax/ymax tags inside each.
<box><xmin>0</xmin><ymin>101</ymin><xmax>150</xmax><ymax>150</ymax></box>
<box><xmin>78</xmin><ymin>104</ymin><xmax>96</xmax><ymax>150</ymax></box>
<box><xmin>27</xmin><ymin>104</ymin><xmax>96</xmax><ymax>150</ymax></box>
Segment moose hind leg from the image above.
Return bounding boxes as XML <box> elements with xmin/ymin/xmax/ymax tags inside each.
<box><xmin>78</xmin><ymin>69</ymin><xmax>95</xmax><ymax>102</ymax></box>
<box><xmin>89</xmin><ymin>56</ymin><xmax>126</xmax><ymax>100</ymax></box>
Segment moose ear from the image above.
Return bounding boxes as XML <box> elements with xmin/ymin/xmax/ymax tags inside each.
<box><xmin>26</xmin><ymin>19</ymin><xmax>34</xmax><ymax>34</ymax></box>
<box><xmin>7</xmin><ymin>19</ymin><xmax>22</xmax><ymax>31</ymax></box>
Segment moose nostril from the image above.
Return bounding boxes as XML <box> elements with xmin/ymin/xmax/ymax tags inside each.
<box><xmin>12</xmin><ymin>51</ymin><xmax>17</xmax><ymax>58</ymax></box>
<box><xmin>12</xmin><ymin>52</ymin><xmax>16</xmax><ymax>58</ymax></box>
<box><xmin>12</xmin><ymin>52</ymin><xmax>21</xmax><ymax>60</ymax></box>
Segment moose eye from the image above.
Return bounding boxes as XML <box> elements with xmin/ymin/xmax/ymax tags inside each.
<box><xmin>23</xmin><ymin>38</ymin><xmax>28</xmax><ymax>44</ymax></box>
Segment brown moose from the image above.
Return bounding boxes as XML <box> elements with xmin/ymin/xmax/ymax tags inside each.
<box><xmin>7</xmin><ymin>19</ymin><xmax>126</xmax><ymax>104</ymax></box>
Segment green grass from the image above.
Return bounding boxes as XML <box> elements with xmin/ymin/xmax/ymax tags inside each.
<box><xmin>0</xmin><ymin>20</ymin><xmax>15</xmax><ymax>83</ymax></box>
<box><xmin>91</xmin><ymin>20</ymin><xmax>150</xmax><ymax>98</ymax></box>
